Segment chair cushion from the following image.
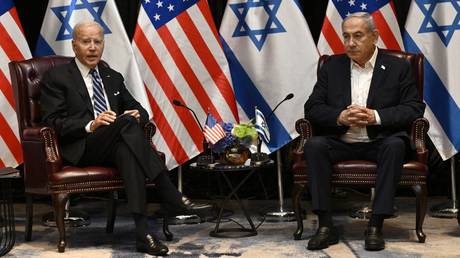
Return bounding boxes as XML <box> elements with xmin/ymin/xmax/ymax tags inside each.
<box><xmin>49</xmin><ymin>166</ymin><xmax>121</xmax><ymax>185</ymax></box>
<box><xmin>292</xmin><ymin>160</ymin><xmax>428</xmax><ymax>178</ymax></box>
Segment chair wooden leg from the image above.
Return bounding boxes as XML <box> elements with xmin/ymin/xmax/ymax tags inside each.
<box><xmin>106</xmin><ymin>191</ymin><xmax>117</xmax><ymax>233</ymax></box>
<box><xmin>292</xmin><ymin>183</ymin><xmax>306</xmax><ymax>240</ymax></box>
<box><xmin>52</xmin><ymin>193</ymin><xmax>69</xmax><ymax>252</ymax></box>
<box><xmin>163</xmin><ymin>215</ymin><xmax>173</xmax><ymax>241</ymax></box>
<box><xmin>25</xmin><ymin>194</ymin><xmax>33</xmax><ymax>241</ymax></box>
<box><xmin>412</xmin><ymin>184</ymin><xmax>427</xmax><ymax>243</ymax></box>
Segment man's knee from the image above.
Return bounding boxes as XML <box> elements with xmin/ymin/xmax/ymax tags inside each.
<box><xmin>113</xmin><ymin>115</ymin><xmax>142</xmax><ymax>133</ymax></box>
<box><xmin>305</xmin><ymin>136</ymin><xmax>329</xmax><ymax>155</ymax></box>
<box><xmin>380</xmin><ymin>136</ymin><xmax>405</xmax><ymax>155</ymax></box>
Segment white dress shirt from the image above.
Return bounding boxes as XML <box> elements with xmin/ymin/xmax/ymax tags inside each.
<box><xmin>341</xmin><ymin>47</ymin><xmax>381</xmax><ymax>143</ymax></box>
<box><xmin>74</xmin><ymin>58</ymin><xmax>111</xmax><ymax>132</ymax></box>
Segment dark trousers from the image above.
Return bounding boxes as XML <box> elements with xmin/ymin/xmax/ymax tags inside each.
<box><xmin>78</xmin><ymin>115</ymin><xmax>168</xmax><ymax>214</ymax></box>
<box><xmin>304</xmin><ymin>135</ymin><xmax>406</xmax><ymax>215</ymax></box>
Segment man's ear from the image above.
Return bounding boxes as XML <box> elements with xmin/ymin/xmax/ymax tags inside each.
<box><xmin>373</xmin><ymin>30</ymin><xmax>380</xmax><ymax>44</ymax></box>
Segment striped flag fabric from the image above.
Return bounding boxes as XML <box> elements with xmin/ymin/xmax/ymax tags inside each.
<box><xmin>133</xmin><ymin>0</ymin><xmax>239</xmax><ymax>168</ymax></box>
<box><xmin>404</xmin><ymin>0</ymin><xmax>460</xmax><ymax>160</ymax></box>
<box><xmin>220</xmin><ymin>0</ymin><xmax>318</xmax><ymax>153</ymax></box>
<box><xmin>203</xmin><ymin>113</ymin><xmax>226</xmax><ymax>145</ymax></box>
<box><xmin>0</xmin><ymin>0</ymin><xmax>31</xmax><ymax>168</ymax></box>
<box><xmin>35</xmin><ymin>0</ymin><xmax>152</xmax><ymax>117</ymax></box>
<box><xmin>318</xmin><ymin>0</ymin><xmax>404</xmax><ymax>55</ymax></box>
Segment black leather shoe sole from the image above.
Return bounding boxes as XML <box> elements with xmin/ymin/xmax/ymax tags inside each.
<box><xmin>136</xmin><ymin>245</ymin><xmax>169</xmax><ymax>256</ymax></box>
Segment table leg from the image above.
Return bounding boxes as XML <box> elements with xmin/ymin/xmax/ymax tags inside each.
<box><xmin>0</xmin><ymin>179</ymin><xmax>15</xmax><ymax>256</ymax></box>
<box><xmin>210</xmin><ymin>169</ymin><xmax>258</xmax><ymax>238</ymax></box>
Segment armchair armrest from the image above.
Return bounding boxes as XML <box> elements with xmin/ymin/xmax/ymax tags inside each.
<box><xmin>410</xmin><ymin>117</ymin><xmax>430</xmax><ymax>164</ymax></box>
<box><xmin>22</xmin><ymin>126</ymin><xmax>61</xmax><ymax>163</ymax></box>
<box><xmin>22</xmin><ymin>126</ymin><xmax>63</xmax><ymax>194</ymax></box>
<box><xmin>293</xmin><ymin>118</ymin><xmax>313</xmax><ymax>163</ymax></box>
<box><xmin>144</xmin><ymin>121</ymin><xmax>166</xmax><ymax>162</ymax></box>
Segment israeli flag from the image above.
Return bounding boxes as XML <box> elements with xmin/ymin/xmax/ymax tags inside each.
<box><xmin>404</xmin><ymin>0</ymin><xmax>460</xmax><ymax>160</ymax></box>
<box><xmin>255</xmin><ymin>107</ymin><xmax>270</xmax><ymax>143</ymax></box>
<box><xmin>220</xmin><ymin>0</ymin><xmax>318</xmax><ymax>153</ymax></box>
<box><xmin>35</xmin><ymin>0</ymin><xmax>152</xmax><ymax>117</ymax></box>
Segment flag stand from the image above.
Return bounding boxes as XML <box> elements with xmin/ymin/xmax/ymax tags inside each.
<box><xmin>262</xmin><ymin>150</ymin><xmax>296</xmax><ymax>222</ymax></box>
<box><xmin>166</xmin><ymin>166</ymin><xmax>203</xmax><ymax>225</ymax></box>
<box><xmin>431</xmin><ymin>157</ymin><xmax>458</xmax><ymax>218</ymax></box>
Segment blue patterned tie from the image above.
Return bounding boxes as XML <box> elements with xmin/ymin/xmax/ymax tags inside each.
<box><xmin>89</xmin><ymin>69</ymin><xmax>108</xmax><ymax>116</ymax></box>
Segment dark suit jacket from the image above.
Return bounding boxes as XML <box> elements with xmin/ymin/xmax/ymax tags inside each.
<box><xmin>41</xmin><ymin>59</ymin><xmax>149</xmax><ymax>165</ymax></box>
<box><xmin>304</xmin><ymin>51</ymin><xmax>425</xmax><ymax>145</ymax></box>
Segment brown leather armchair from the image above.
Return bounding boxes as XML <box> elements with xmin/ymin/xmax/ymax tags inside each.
<box><xmin>9</xmin><ymin>55</ymin><xmax>171</xmax><ymax>252</ymax></box>
<box><xmin>291</xmin><ymin>49</ymin><xmax>429</xmax><ymax>243</ymax></box>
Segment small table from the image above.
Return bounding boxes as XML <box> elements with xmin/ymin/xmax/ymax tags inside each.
<box><xmin>0</xmin><ymin>167</ymin><xmax>20</xmax><ymax>256</ymax></box>
<box><xmin>190</xmin><ymin>159</ymin><xmax>274</xmax><ymax>238</ymax></box>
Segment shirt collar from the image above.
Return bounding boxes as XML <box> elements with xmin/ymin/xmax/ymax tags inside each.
<box><xmin>74</xmin><ymin>58</ymin><xmax>99</xmax><ymax>77</ymax></box>
<box><xmin>351</xmin><ymin>46</ymin><xmax>378</xmax><ymax>70</ymax></box>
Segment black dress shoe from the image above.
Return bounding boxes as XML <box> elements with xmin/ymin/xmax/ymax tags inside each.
<box><xmin>136</xmin><ymin>234</ymin><xmax>169</xmax><ymax>256</ymax></box>
<box><xmin>364</xmin><ymin>226</ymin><xmax>385</xmax><ymax>251</ymax></box>
<box><xmin>181</xmin><ymin>196</ymin><xmax>213</xmax><ymax>211</ymax></box>
<box><xmin>307</xmin><ymin>226</ymin><xmax>339</xmax><ymax>250</ymax></box>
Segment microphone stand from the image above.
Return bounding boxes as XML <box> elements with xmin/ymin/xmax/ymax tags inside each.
<box><xmin>256</xmin><ymin>94</ymin><xmax>296</xmax><ymax>222</ymax></box>
<box><xmin>167</xmin><ymin>100</ymin><xmax>211</xmax><ymax>225</ymax></box>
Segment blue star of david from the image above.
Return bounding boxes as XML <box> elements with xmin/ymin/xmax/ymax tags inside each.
<box><xmin>416</xmin><ymin>0</ymin><xmax>460</xmax><ymax>46</ymax></box>
<box><xmin>52</xmin><ymin>0</ymin><xmax>111</xmax><ymax>41</ymax></box>
<box><xmin>230</xmin><ymin>0</ymin><xmax>286</xmax><ymax>51</ymax></box>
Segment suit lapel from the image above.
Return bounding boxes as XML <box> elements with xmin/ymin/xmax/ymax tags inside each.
<box><xmin>68</xmin><ymin>60</ymin><xmax>93</xmax><ymax>114</ymax></box>
<box><xmin>98</xmin><ymin>65</ymin><xmax>119</xmax><ymax>113</ymax></box>
<box><xmin>367</xmin><ymin>52</ymin><xmax>388</xmax><ymax>106</ymax></box>
<box><xmin>339</xmin><ymin>56</ymin><xmax>352</xmax><ymax>106</ymax></box>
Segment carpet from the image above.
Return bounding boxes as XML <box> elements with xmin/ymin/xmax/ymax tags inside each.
<box><xmin>4</xmin><ymin>196</ymin><xmax>460</xmax><ymax>257</ymax></box>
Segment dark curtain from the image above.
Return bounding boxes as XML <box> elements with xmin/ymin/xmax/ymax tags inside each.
<box><xmin>14</xmin><ymin>0</ymin><xmax>412</xmax><ymax>53</ymax></box>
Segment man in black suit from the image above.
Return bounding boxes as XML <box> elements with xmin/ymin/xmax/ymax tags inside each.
<box><xmin>40</xmin><ymin>21</ymin><xmax>209</xmax><ymax>256</ymax></box>
<box><xmin>304</xmin><ymin>13</ymin><xmax>425</xmax><ymax>251</ymax></box>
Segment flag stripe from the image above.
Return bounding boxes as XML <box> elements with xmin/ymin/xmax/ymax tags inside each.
<box><xmin>145</xmin><ymin>85</ymin><xmax>190</xmax><ymax>164</ymax></box>
<box><xmin>0</xmin><ymin>113</ymin><xmax>22</xmax><ymax>163</ymax></box>
<box><xmin>371</xmin><ymin>11</ymin><xmax>400</xmax><ymax>50</ymax></box>
<box><xmin>0</xmin><ymin>71</ymin><xmax>14</xmax><ymax>108</ymax></box>
<box><xmin>157</xmin><ymin>22</ymin><xmax>223</xmax><ymax>121</ymax></box>
<box><xmin>134</xmin><ymin>26</ymin><xmax>203</xmax><ymax>149</ymax></box>
<box><xmin>0</xmin><ymin>22</ymin><xmax>24</xmax><ymax>61</ymax></box>
<box><xmin>176</xmin><ymin>11</ymin><xmax>238</xmax><ymax>120</ymax></box>
<box><xmin>196</xmin><ymin>0</ymin><xmax>220</xmax><ymax>47</ymax></box>
<box><xmin>321</xmin><ymin>16</ymin><xmax>345</xmax><ymax>54</ymax></box>
<box><xmin>8</xmin><ymin>8</ymin><xmax>24</xmax><ymax>35</ymax></box>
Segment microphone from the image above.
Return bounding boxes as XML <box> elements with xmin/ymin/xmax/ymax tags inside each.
<box><xmin>172</xmin><ymin>99</ymin><xmax>204</xmax><ymax>132</ymax></box>
<box><xmin>172</xmin><ymin>99</ymin><xmax>213</xmax><ymax>165</ymax></box>
<box><xmin>266</xmin><ymin>93</ymin><xmax>294</xmax><ymax>120</ymax></box>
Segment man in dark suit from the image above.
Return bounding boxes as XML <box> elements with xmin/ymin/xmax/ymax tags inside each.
<box><xmin>304</xmin><ymin>13</ymin><xmax>425</xmax><ymax>251</ymax></box>
<box><xmin>40</xmin><ymin>21</ymin><xmax>209</xmax><ymax>256</ymax></box>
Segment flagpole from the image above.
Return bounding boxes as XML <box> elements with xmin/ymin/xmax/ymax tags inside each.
<box><xmin>263</xmin><ymin>150</ymin><xmax>295</xmax><ymax>222</ymax></box>
<box><xmin>430</xmin><ymin>157</ymin><xmax>458</xmax><ymax>218</ymax></box>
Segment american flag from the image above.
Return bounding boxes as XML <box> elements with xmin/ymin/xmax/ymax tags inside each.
<box><xmin>318</xmin><ymin>0</ymin><xmax>404</xmax><ymax>54</ymax></box>
<box><xmin>0</xmin><ymin>0</ymin><xmax>31</xmax><ymax>168</ymax></box>
<box><xmin>203</xmin><ymin>113</ymin><xmax>226</xmax><ymax>145</ymax></box>
<box><xmin>133</xmin><ymin>0</ymin><xmax>239</xmax><ymax>168</ymax></box>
